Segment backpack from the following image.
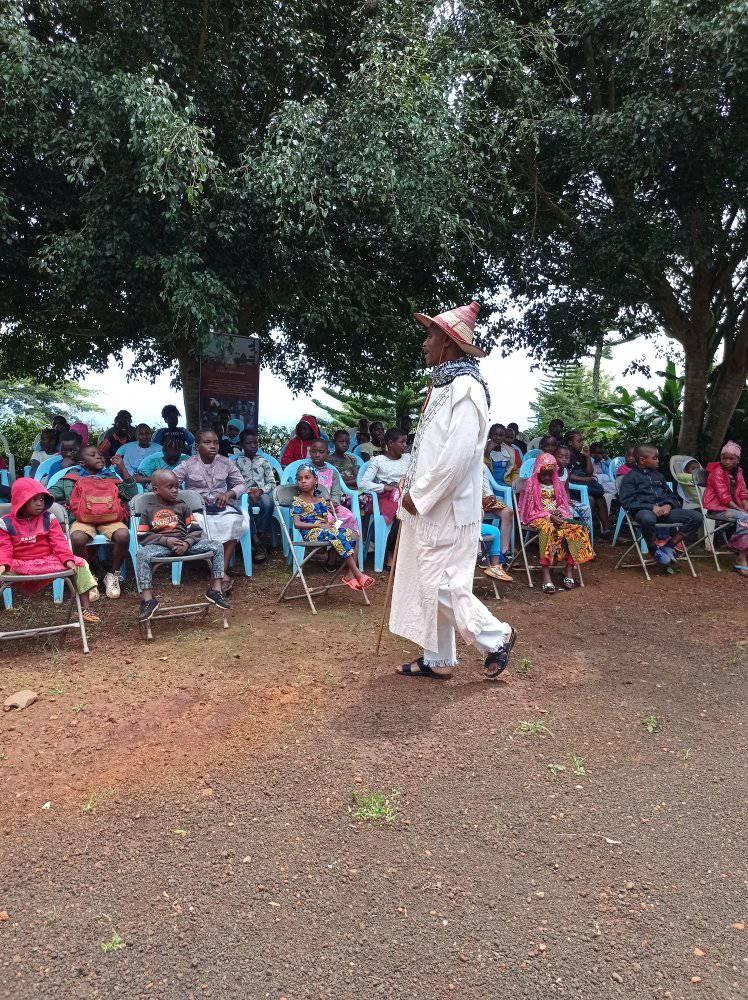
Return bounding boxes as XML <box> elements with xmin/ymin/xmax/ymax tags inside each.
<box><xmin>68</xmin><ymin>477</ymin><xmax>124</xmax><ymax>525</ymax></box>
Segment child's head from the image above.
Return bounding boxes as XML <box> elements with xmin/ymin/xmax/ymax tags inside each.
<box><xmin>161</xmin><ymin>404</ymin><xmax>180</xmax><ymax>428</ymax></box>
<box><xmin>539</xmin><ymin>434</ymin><xmax>558</xmax><ymax>455</ymax></box>
<box><xmin>17</xmin><ymin>481</ymin><xmax>51</xmax><ymax>518</ymax></box>
<box><xmin>370</xmin><ymin>421</ymin><xmax>385</xmax><ymax>446</ymax></box>
<box><xmin>684</xmin><ymin>458</ymin><xmax>701</xmax><ymax>475</ymax></box>
<box><xmin>555</xmin><ymin>445</ymin><xmax>571</xmax><ymax>471</ymax></box>
<box><xmin>135</xmin><ymin>423</ymin><xmax>152</xmax><ymax>447</ymax></box>
<box><xmin>308</xmin><ymin>439</ymin><xmax>328</xmax><ymax>467</ymax></box>
<box><xmin>488</xmin><ymin>423</ymin><xmax>505</xmax><ymax>446</ymax></box>
<box><xmin>296</xmin><ymin>418</ymin><xmax>315</xmax><ymax>442</ymax></box>
<box><xmin>240</xmin><ymin>429</ymin><xmax>259</xmax><ymax>458</ymax></box>
<box><xmin>564</xmin><ymin>429</ymin><xmax>584</xmax><ymax>452</ymax></box>
<box><xmin>624</xmin><ymin>444</ymin><xmax>636</xmax><ymax>465</ymax></box>
<box><xmin>196</xmin><ymin>428</ymin><xmax>220</xmax><ymax>461</ymax></box>
<box><xmin>537</xmin><ymin>456</ymin><xmax>557</xmax><ymax>485</ymax></box>
<box><xmin>114</xmin><ymin>410</ymin><xmax>132</xmax><ymax>433</ymax></box>
<box><xmin>719</xmin><ymin>441</ymin><xmax>741</xmax><ymax>471</ymax></box>
<box><xmin>39</xmin><ymin>428</ymin><xmax>57</xmax><ymax>454</ymax></box>
<box><xmin>504</xmin><ymin>425</ymin><xmax>516</xmax><ymax>444</ymax></box>
<box><xmin>162</xmin><ymin>432</ymin><xmax>184</xmax><ymax>466</ymax></box>
<box><xmin>333</xmin><ymin>429</ymin><xmax>350</xmax><ymax>454</ymax></box>
<box><xmin>59</xmin><ymin>432</ymin><xmax>81</xmax><ymax>464</ymax></box>
<box><xmin>295</xmin><ymin>463</ymin><xmax>317</xmax><ymax>494</ymax></box>
<box><xmin>151</xmin><ymin>469</ymin><xmax>179</xmax><ymax>503</ymax></box>
<box><xmin>590</xmin><ymin>441</ymin><xmax>606</xmax><ymax>461</ymax></box>
<box><xmin>385</xmin><ymin>427</ymin><xmax>408</xmax><ymax>458</ymax></box>
<box><xmin>548</xmin><ymin>418</ymin><xmax>564</xmax><ymax>439</ymax></box>
<box><xmin>79</xmin><ymin>446</ymin><xmax>106</xmax><ymax>473</ymax></box>
<box><xmin>634</xmin><ymin>444</ymin><xmax>659</xmax><ymax>470</ymax></box>
<box><xmin>51</xmin><ymin>415</ymin><xmax>69</xmax><ymax>436</ymax></box>
<box><xmin>356</xmin><ymin>431</ymin><xmax>370</xmax><ymax>445</ymax></box>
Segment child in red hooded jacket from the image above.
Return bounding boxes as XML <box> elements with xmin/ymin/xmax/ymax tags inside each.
<box><xmin>0</xmin><ymin>478</ymin><xmax>101</xmax><ymax>621</ymax></box>
<box><xmin>703</xmin><ymin>441</ymin><xmax>748</xmax><ymax>575</ymax></box>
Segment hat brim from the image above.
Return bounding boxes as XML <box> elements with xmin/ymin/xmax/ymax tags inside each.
<box><xmin>413</xmin><ymin>312</ymin><xmax>487</xmax><ymax>358</ymax></box>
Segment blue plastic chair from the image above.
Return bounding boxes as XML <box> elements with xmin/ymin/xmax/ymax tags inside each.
<box><xmin>356</xmin><ymin>461</ymin><xmax>393</xmax><ymax>573</ymax></box>
<box><xmin>33</xmin><ymin>456</ymin><xmax>62</xmax><ymax>483</ymax></box>
<box><xmin>484</xmin><ymin>470</ymin><xmax>515</xmax><ymax>555</ymax></box>
<box><xmin>0</xmin><ymin>469</ymin><xmax>8</xmax><ymax>488</ymax></box>
<box><xmin>256</xmin><ymin>450</ymin><xmax>284</xmax><ymax>482</ymax></box>
<box><xmin>283</xmin><ymin>459</ymin><xmax>365</xmax><ymax>570</ymax></box>
<box><xmin>524</xmin><ymin>449</ymin><xmax>542</xmax><ymax>463</ymax></box>
<box><xmin>347</xmin><ymin>451</ymin><xmax>364</xmax><ymax>470</ymax></box>
<box><xmin>352</xmin><ymin>444</ymin><xmax>373</xmax><ymax>460</ymax></box>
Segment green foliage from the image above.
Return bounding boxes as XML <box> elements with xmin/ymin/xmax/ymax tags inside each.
<box><xmin>529</xmin><ymin>363</ymin><xmax>616</xmax><ymax>438</ymax></box>
<box><xmin>313</xmin><ymin>380</ymin><xmax>428</xmax><ymax>433</ymax></box>
<box><xmin>256</xmin><ymin>423</ymin><xmax>289</xmax><ymax>457</ymax></box>
<box><xmin>0</xmin><ymin>379</ymin><xmax>101</xmax><ymax>463</ymax></box>
<box><xmin>595</xmin><ymin>360</ymin><xmax>684</xmax><ymax>456</ymax></box>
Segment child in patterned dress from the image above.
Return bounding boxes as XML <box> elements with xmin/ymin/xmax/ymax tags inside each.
<box><xmin>291</xmin><ymin>465</ymin><xmax>373</xmax><ymax>592</ymax></box>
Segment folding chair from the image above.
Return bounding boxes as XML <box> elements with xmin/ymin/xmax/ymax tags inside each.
<box><xmin>685</xmin><ymin>468</ymin><xmax>735</xmax><ymax>571</ymax></box>
<box><xmin>129</xmin><ymin>490</ymin><xmax>229</xmax><ymax>640</ymax></box>
<box><xmin>506</xmin><ymin>493</ymin><xmax>585</xmax><ymax>589</ymax></box>
<box><xmin>0</xmin><ymin>431</ymin><xmax>16</xmax><ymax>483</ymax></box>
<box><xmin>614</xmin><ymin>508</ymin><xmax>697</xmax><ymax>581</ymax></box>
<box><xmin>273</xmin><ymin>484</ymin><xmax>371</xmax><ymax>615</ymax></box>
<box><xmin>0</xmin><ymin>502</ymin><xmax>89</xmax><ymax>653</ymax></box>
<box><xmin>283</xmin><ymin>459</ymin><xmax>364</xmax><ymax>570</ymax></box>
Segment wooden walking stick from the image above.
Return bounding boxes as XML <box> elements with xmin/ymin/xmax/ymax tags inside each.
<box><xmin>374</xmin><ymin>524</ymin><xmax>402</xmax><ymax>656</ymax></box>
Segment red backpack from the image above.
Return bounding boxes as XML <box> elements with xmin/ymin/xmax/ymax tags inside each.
<box><xmin>68</xmin><ymin>476</ymin><xmax>125</xmax><ymax>525</ymax></box>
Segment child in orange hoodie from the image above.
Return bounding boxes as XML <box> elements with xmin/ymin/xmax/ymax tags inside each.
<box><xmin>0</xmin><ymin>478</ymin><xmax>100</xmax><ymax>621</ymax></box>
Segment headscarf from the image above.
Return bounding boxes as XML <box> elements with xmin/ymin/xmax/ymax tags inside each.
<box><xmin>69</xmin><ymin>421</ymin><xmax>89</xmax><ymax>446</ymax></box>
<box><xmin>225</xmin><ymin>419</ymin><xmax>243</xmax><ymax>443</ymax></box>
<box><xmin>721</xmin><ymin>440</ymin><xmax>742</xmax><ymax>458</ymax></box>
<box><xmin>281</xmin><ymin>414</ymin><xmax>321</xmax><ymax>466</ymax></box>
<box><xmin>295</xmin><ymin>462</ymin><xmax>318</xmax><ymax>481</ymax></box>
<box><xmin>518</xmin><ymin>453</ymin><xmax>570</xmax><ymax>525</ymax></box>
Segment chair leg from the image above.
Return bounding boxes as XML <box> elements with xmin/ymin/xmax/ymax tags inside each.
<box><xmin>52</xmin><ymin>577</ymin><xmax>64</xmax><ymax>604</ymax></box>
<box><xmin>2</xmin><ymin>585</ymin><xmax>12</xmax><ymax>610</ymax></box>
<box><xmin>66</xmin><ymin>578</ymin><xmax>89</xmax><ymax>654</ymax></box>
<box><xmin>612</xmin><ymin>505</ymin><xmax>626</xmax><ymax>545</ymax></box>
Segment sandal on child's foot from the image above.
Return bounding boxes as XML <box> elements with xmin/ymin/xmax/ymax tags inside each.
<box><xmin>359</xmin><ymin>574</ymin><xmax>375</xmax><ymax>589</ymax></box>
<box><xmin>82</xmin><ymin>608</ymin><xmax>101</xmax><ymax>624</ymax></box>
<box><xmin>342</xmin><ymin>576</ymin><xmax>361</xmax><ymax>591</ymax></box>
<box><xmin>396</xmin><ymin>658</ymin><xmax>452</xmax><ymax>680</ymax></box>
<box><xmin>542</xmin><ymin>582</ymin><xmax>556</xmax><ymax>594</ymax></box>
<box><xmin>562</xmin><ymin>576</ymin><xmax>575</xmax><ymax>590</ymax></box>
<box><xmin>484</xmin><ymin>627</ymin><xmax>517</xmax><ymax>679</ymax></box>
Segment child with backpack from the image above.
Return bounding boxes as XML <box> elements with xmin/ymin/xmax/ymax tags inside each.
<box><xmin>0</xmin><ymin>478</ymin><xmax>100</xmax><ymax>623</ymax></box>
<box><xmin>49</xmin><ymin>445</ymin><xmax>138</xmax><ymax>599</ymax></box>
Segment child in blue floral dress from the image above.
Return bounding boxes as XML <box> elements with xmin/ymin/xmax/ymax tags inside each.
<box><xmin>291</xmin><ymin>464</ymin><xmax>374</xmax><ymax>591</ymax></box>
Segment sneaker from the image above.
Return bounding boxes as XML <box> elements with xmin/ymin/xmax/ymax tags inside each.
<box><xmin>138</xmin><ymin>597</ymin><xmax>159</xmax><ymax>621</ymax></box>
<box><xmin>88</xmin><ymin>587</ymin><xmax>100</xmax><ymax>603</ymax></box>
<box><xmin>653</xmin><ymin>547</ymin><xmax>672</xmax><ymax>565</ymax></box>
<box><xmin>206</xmin><ymin>589</ymin><xmax>231</xmax><ymax>609</ymax></box>
<box><xmin>103</xmin><ymin>572</ymin><xmax>121</xmax><ymax>599</ymax></box>
<box><xmin>253</xmin><ymin>543</ymin><xmax>267</xmax><ymax>564</ymax></box>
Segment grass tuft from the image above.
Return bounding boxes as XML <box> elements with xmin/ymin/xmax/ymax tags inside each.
<box><xmin>352</xmin><ymin>790</ymin><xmax>399</xmax><ymax>823</ymax></box>
<box><xmin>516</xmin><ymin>719</ymin><xmax>551</xmax><ymax>737</ymax></box>
<box><xmin>100</xmin><ymin>931</ymin><xmax>124</xmax><ymax>953</ymax></box>
<box><xmin>641</xmin><ymin>714</ymin><xmax>660</xmax><ymax>734</ymax></box>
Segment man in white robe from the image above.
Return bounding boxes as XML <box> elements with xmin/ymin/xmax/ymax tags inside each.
<box><xmin>390</xmin><ymin>301</ymin><xmax>517</xmax><ymax>680</ymax></box>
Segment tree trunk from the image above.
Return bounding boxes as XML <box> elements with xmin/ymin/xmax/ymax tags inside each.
<box><xmin>701</xmin><ymin>314</ymin><xmax>748</xmax><ymax>459</ymax></box>
<box><xmin>175</xmin><ymin>342</ymin><xmax>201</xmax><ymax>432</ymax></box>
<box><xmin>677</xmin><ymin>337</ymin><xmax>709</xmax><ymax>456</ymax></box>
<box><xmin>591</xmin><ymin>338</ymin><xmax>603</xmax><ymax>400</ymax></box>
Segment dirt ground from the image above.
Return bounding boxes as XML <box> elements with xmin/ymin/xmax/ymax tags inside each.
<box><xmin>0</xmin><ymin>547</ymin><xmax>746</xmax><ymax>1000</ymax></box>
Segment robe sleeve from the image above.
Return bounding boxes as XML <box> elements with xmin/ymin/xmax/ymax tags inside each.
<box><xmin>409</xmin><ymin>395</ymin><xmax>480</xmax><ymax>517</ymax></box>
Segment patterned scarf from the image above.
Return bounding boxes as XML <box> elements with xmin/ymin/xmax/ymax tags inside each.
<box><xmin>431</xmin><ymin>357</ymin><xmax>491</xmax><ymax>409</ymax></box>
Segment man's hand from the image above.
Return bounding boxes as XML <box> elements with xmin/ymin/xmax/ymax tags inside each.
<box><xmin>401</xmin><ymin>491</ymin><xmax>417</xmax><ymax>515</ymax></box>
<box><xmin>653</xmin><ymin>504</ymin><xmax>671</xmax><ymax>517</ymax></box>
<box><xmin>249</xmin><ymin>487</ymin><xmax>261</xmax><ymax>502</ymax></box>
<box><xmin>172</xmin><ymin>540</ymin><xmax>190</xmax><ymax>556</ymax></box>
<box><xmin>215</xmin><ymin>492</ymin><xmax>232</xmax><ymax>510</ymax></box>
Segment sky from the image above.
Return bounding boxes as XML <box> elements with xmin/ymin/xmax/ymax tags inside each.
<box><xmin>77</xmin><ymin>336</ymin><xmax>677</xmax><ymax>433</ymax></box>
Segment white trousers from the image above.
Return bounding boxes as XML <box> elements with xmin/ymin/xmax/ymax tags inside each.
<box><xmin>423</xmin><ymin>580</ymin><xmax>511</xmax><ymax>669</ymax></box>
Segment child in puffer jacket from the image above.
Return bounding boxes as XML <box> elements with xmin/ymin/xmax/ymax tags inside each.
<box><xmin>703</xmin><ymin>441</ymin><xmax>748</xmax><ymax>575</ymax></box>
<box><xmin>0</xmin><ymin>478</ymin><xmax>100</xmax><ymax>622</ymax></box>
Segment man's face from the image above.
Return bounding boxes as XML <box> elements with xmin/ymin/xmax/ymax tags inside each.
<box><xmin>423</xmin><ymin>325</ymin><xmax>447</xmax><ymax>367</ymax></box>
<box><xmin>242</xmin><ymin>434</ymin><xmax>258</xmax><ymax>458</ymax></box>
<box><xmin>136</xmin><ymin>425</ymin><xmax>151</xmax><ymax>447</ymax></box>
<box><xmin>81</xmin><ymin>447</ymin><xmax>105</xmax><ymax>472</ymax></box>
<box><xmin>370</xmin><ymin>423</ymin><xmax>385</xmax><ymax>446</ymax></box>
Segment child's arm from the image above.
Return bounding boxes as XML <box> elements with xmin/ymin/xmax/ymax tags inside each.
<box><xmin>0</xmin><ymin>525</ymin><xmax>14</xmax><ymax>567</ymax></box>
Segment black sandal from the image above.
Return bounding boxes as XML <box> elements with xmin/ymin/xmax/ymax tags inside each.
<box><xmin>396</xmin><ymin>657</ymin><xmax>451</xmax><ymax>680</ymax></box>
<box><xmin>484</xmin><ymin>627</ymin><xmax>517</xmax><ymax>679</ymax></box>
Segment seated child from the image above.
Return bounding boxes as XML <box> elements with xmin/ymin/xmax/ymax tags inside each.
<box><xmin>555</xmin><ymin>446</ymin><xmax>594</xmax><ymax>531</ymax></box>
<box><xmin>45</xmin><ymin>431</ymin><xmax>83</xmax><ymax>479</ymax></box>
<box><xmin>308</xmin><ymin>439</ymin><xmax>359</xmax><ymax>536</ymax></box>
<box><xmin>135</xmin><ymin>433</ymin><xmax>190</xmax><ymax>483</ymax></box>
<box><xmin>589</xmin><ymin>441</ymin><xmax>616</xmax><ymax>506</ymax></box>
<box><xmin>618</xmin><ymin>444</ymin><xmax>702</xmax><ymax>565</ymax></box>
<box><xmin>481</xmin><ymin>467</ymin><xmax>513</xmax><ymax>581</ymax></box>
<box><xmin>703</xmin><ymin>441</ymin><xmax>748</xmax><ymax>575</ymax></box>
<box><xmin>291</xmin><ymin>464</ymin><xmax>373</xmax><ymax>591</ymax></box>
<box><xmin>135</xmin><ymin>470</ymin><xmax>230</xmax><ymax>620</ymax></box>
<box><xmin>674</xmin><ymin>458</ymin><xmax>702</xmax><ymax>507</ymax></box>
<box><xmin>49</xmin><ymin>445</ymin><xmax>138</xmax><ymax>599</ymax></box>
<box><xmin>565</xmin><ymin>430</ymin><xmax>610</xmax><ymax>536</ymax></box>
<box><xmin>327</xmin><ymin>430</ymin><xmax>359</xmax><ymax>490</ymax></box>
<box><xmin>29</xmin><ymin>428</ymin><xmax>59</xmax><ymax>475</ymax></box>
<box><xmin>0</xmin><ymin>478</ymin><xmax>100</xmax><ymax>623</ymax></box>
<box><xmin>234</xmin><ymin>429</ymin><xmax>277</xmax><ymax>560</ymax></box>
<box><xmin>518</xmin><ymin>453</ymin><xmax>594</xmax><ymax>592</ymax></box>
<box><xmin>115</xmin><ymin>423</ymin><xmax>161</xmax><ymax>476</ymax></box>
<box><xmin>616</xmin><ymin>445</ymin><xmax>636</xmax><ymax>478</ymax></box>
